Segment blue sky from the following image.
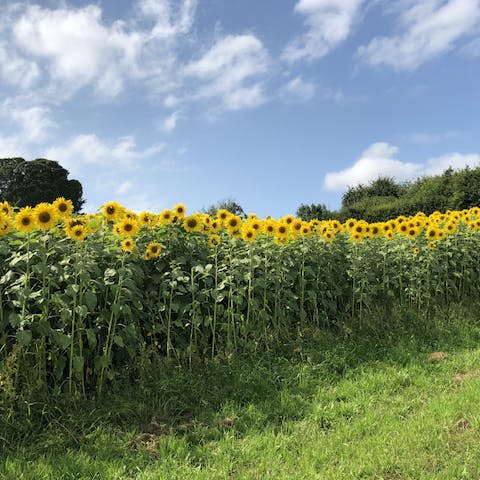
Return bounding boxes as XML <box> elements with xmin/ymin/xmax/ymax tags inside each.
<box><xmin>1</xmin><ymin>0</ymin><xmax>479</xmax><ymax>217</ymax></box>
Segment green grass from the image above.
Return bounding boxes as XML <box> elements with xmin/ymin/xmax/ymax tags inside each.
<box><xmin>2</xmin><ymin>304</ymin><xmax>480</xmax><ymax>479</ymax></box>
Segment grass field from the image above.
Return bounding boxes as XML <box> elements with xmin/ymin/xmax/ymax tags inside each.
<box><xmin>2</xmin><ymin>304</ymin><xmax>480</xmax><ymax>479</ymax></box>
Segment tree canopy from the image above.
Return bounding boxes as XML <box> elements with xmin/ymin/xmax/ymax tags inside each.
<box><xmin>0</xmin><ymin>158</ymin><xmax>85</xmax><ymax>212</ymax></box>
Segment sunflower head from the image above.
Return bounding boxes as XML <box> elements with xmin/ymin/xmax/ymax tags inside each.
<box><xmin>139</xmin><ymin>211</ymin><xmax>155</xmax><ymax>226</ymax></box>
<box><xmin>158</xmin><ymin>209</ymin><xmax>174</xmax><ymax>225</ymax></box>
<box><xmin>0</xmin><ymin>213</ymin><xmax>12</xmax><ymax>236</ymax></box>
<box><xmin>15</xmin><ymin>207</ymin><xmax>36</xmax><ymax>233</ymax></box>
<box><xmin>34</xmin><ymin>203</ymin><xmax>57</xmax><ymax>230</ymax></box>
<box><xmin>146</xmin><ymin>242</ymin><xmax>162</xmax><ymax>258</ymax></box>
<box><xmin>0</xmin><ymin>201</ymin><xmax>13</xmax><ymax>217</ymax></box>
<box><xmin>102</xmin><ymin>201</ymin><xmax>124</xmax><ymax>221</ymax></box>
<box><xmin>53</xmin><ymin>197</ymin><xmax>73</xmax><ymax>218</ymax></box>
<box><xmin>183</xmin><ymin>214</ymin><xmax>202</xmax><ymax>233</ymax></box>
<box><xmin>264</xmin><ymin>220</ymin><xmax>277</xmax><ymax>235</ymax></box>
<box><xmin>117</xmin><ymin>218</ymin><xmax>140</xmax><ymax>237</ymax></box>
<box><xmin>217</xmin><ymin>209</ymin><xmax>231</xmax><ymax>223</ymax></box>
<box><xmin>208</xmin><ymin>234</ymin><xmax>221</xmax><ymax>248</ymax></box>
<box><xmin>173</xmin><ymin>203</ymin><xmax>186</xmax><ymax>219</ymax></box>
<box><xmin>67</xmin><ymin>224</ymin><xmax>88</xmax><ymax>241</ymax></box>
<box><xmin>241</xmin><ymin>227</ymin><xmax>256</xmax><ymax>242</ymax></box>
<box><xmin>121</xmin><ymin>237</ymin><xmax>135</xmax><ymax>253</ymax></box>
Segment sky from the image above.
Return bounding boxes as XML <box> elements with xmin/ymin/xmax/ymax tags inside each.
<box><xmin>1</xmin><ymin>0</ymin><xmax>479</xmax><ymax>217</ymax></box>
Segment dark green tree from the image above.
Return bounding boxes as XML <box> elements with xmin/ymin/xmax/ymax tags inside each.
<box><xmin>203</xmin><ymin>197</ymin><xmax>246</xmax><ymax>218</ymax></box>
<box><xmin>0</xmin><ymin>158</ymin><xmax>85</xmax><ymax>212</ymax></box>
<box><xmin>296</xmin><ymin>203</ymin><xmax>334</xmax><ymax>221</ymax></box>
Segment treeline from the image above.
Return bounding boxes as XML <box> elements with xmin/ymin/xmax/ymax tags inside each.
<box><xmin>297</xmin><ymin>166</ymin><xmax>480</xmax><ymax>222</ymax></box>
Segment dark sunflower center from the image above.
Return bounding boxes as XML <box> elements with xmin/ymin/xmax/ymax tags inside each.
<box><xmin>59</xmin><ymin>203</ymin><xmax>68</xmax><ymax>212</ymax></box>
<box><xmin>151</xmin><ymin>246</ymin><xmax>159</xmax><ymax>253</ymax></box>
<box><xmin>187</xmin><ymin>219</ymin><xmax>197</xmax><ymax>228</ymax></box>
<box><xmin>21</xmin><ymin>217</ymin><xmax>31</xmax><ymax>226</ymax></box>
<box><xmin>279</xmin><ymin>226</ymin><xmax>286</xmax><ymax>234</ymax></box>
<box><xmin>107</xmin><ymin>206</ymin><xmax>115</xmax><ymax>215</ymax></box>
<box><xmin>125</xmin><ymin>224</ymin><xmax>133</xmax><ymax>232</ymax></box>
<box><xmin>39</xmin><ymin>212</ymin><xmax>51</xmax><ymax>223</ymax></box>
<box><xmin>74</xmin><ymin>229</ymin><xmax>82</xmax><ymax>236</ymax></box>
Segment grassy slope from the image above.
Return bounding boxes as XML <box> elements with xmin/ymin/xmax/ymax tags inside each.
<box><xmin>2</xmin><ymin>305</ymin><xmax>480</xmax><ymax>479</ymax></box>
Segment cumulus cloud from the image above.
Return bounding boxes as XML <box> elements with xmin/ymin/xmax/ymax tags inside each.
<box><xmin>183</xmin><ymin>34</ymin><xmax>269</xmax><ymax>110</ymax></box>
<box><xmin>0</xmin><ymin>1</ymin><xmax>196</xmax><ymax>100</ymax></box>
<box><xmin>357</xmin><ymin>0</ymin><xmax>480</xmax><ymax>70</ymax></box>
<box><xmin>323</xmin><ymin>142</ymin><xmax>480</xmax><ymax>191</ymax></box>
<box><xmin>283</xmin><ymin>0</ymin><xmax>364</xmax><ymax>63</ymax></box>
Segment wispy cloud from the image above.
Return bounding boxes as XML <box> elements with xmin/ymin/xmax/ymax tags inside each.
<box><xmin>357</xmin><ymin>0</ymin><xmax>480</xmax><ymax>71</ymax></box>
<box><xmin>323</xmin><ymin>141</ymin><xmax>480</xmax><ymax>191</ymax></box>
<box><xmin>279</xmin><ymin>76</ymin><xmax>316</xmax><ymax>103</ymax></box>
<box><xmin>282</xmin><ymin>0</ymin><xmax>364</xmax><ymax>63</ymax></box>
<box><xmin>183</xmin><ymin>34</ymin><xmax>269</xmax><ymax>111</ymax></box>
<box><xmin>45</xmin><ymin>134</ymin><xmax>165</xmax><ymax>174</ymax></box>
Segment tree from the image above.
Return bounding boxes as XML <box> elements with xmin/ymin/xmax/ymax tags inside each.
<box><xmin>0</xmin><ymin>158</ymin><xmax>85</xmax><ymax>212</ymax></box>
<box><xmin>296</xmin><ymin>203</ymin><xmax>334</xmax><ymax>221</ymax></box>
<box><xmin>203</xmin><ymin>197</ymin><xmax>246</xmax><ymax>218</ymax></box>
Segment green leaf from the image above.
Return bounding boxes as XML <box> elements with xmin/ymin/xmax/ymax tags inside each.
<box><xmin>73</xmin><ymin>355</ymin><xmax>84</xmax><ymax>375</ymax></box>
<box><xmin>113</xmin><ymin>335</ymin><xmax>124</xmax><ymax>347</ymax></box>
<box><xmin>86</xmin><ymin>328</ymin><xmax>97</xmax><ymax>349</ymax></box>
<box><xmin>17</xmin><ymin>329</ymin><xmax>32</xmax><ymax>346</ymax></box>
<box><xmin>83</xmin><ymin>291</ymin><xmax>97</xmax><ymax>311</ymax></box>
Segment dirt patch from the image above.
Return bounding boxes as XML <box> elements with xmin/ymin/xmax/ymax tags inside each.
<box><xmin>428</xmin><ymin>351</ymin><xmax>448</xmax><ymax>362</ymax></box>
<box><xmin>454</xmin><ymin>369</ymin><xmax>480</xmax><ymax>386</ymax></box>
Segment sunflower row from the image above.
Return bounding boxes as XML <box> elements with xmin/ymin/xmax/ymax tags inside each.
<box><xmin>1</xmin><ymin>200</ymin><xmax>480</xmax><ymax>254</ymax></box>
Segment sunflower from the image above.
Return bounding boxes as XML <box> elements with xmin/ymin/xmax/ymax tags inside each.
<box><xmin>277</xmin><ymin>223</ymin><xmax>289</xmax><ymax>238</ymax></box>
<box><xmin>241</xmin><ymin>227</ymin><xmax>256</xmax><ymax>242</ymax></box>
<box><xmin>15</xmin><ymin>207</ymin><xmax>36</xmax><ymax>233</ymax></box>
<box><xmin>406</xmin><ymin>227</ymin><xmax>418</xmax><ymax>239</ymax></box>
<box><xmin>274</xmin><ymin>236</ymin><xmax>288</xmax><ymax>247</ymax></box>
<box><xmin>183</xmin><ymin>214</ymin><xmax>201</xmax><ymax>233</ymax></box>
<box><xmin>173</xmin><ymin>203</ymin><xmax>186</xmax><ymax>219</ymax></box>
<box><xmin>121</xmin><ymin>237</ymin><xmax>135</xmax><ymax>253</ymax></box>
<box><xmin>345</xmin><ymin>218</ymin><xmax>357</xmax><ymax>231</ymax></box>
<box><xmin>226</xmin><ymin>215</ymin><xmax>242</xmax><ymax>232</ymax></box>
<box><xmin>139</xmin><ymin>211</ymin><xmax>155</xmax><ymax>226</ymax></box>
<box><xmin>217</xmin><ymin>209</ymin><xmax>230</xmax><ymax>224</ymax></box>
<box><xmin>397</xmin><ymin>223</ymin><xmax>408</xmax><ymax>235</ymax></box>
<box><xmin>102</xmin><ymin>201</ymin><xmax>124</xmax><ymax>221</ymax></box>
<box><xmin>158</xmin><ymin>209</ymin><xmax>174</xmax><ymax>225</ymax></box>
<box><xmin>33</xmin><ymin>203</ymin><xmax>57</xmax><ymax>230</ymax></box>
<box><xmin>247</xmin><ymin>213</ymin><xmax>258</xmax><ymax>221</ymax></box>
<box><xmin>264</xmin><ymin>219</ymin><xmax>277</xmax><ymax>235</ymax></box>
<box><xmin>301</xmin><ymin>224</ymin><xmax>311</xmax><ymax>236</ymax></box>
<box><xmin>385</xmin><ymin>231</ymin><xmax>394</xmax><ymax>240</ymax></box>
<box><xmin>248</xmin><ymin>219</ymin><xmax>263</xmax><ymax>232</ymax></box>
<box><xmin>210</xmin><ymin>219</ymin><xmax>221</xmax><ymax>233</ymax></box>
<box><xmin>146</xmin><ymin>242</ymin><xmax>162</xmax><ymax>258</ymax></box>
<box><xmin>444</xmin><ymin>222</ymin><xmax>457</xmax><ymax>234</ymax></box>
<box><xmin>323</xmin><ymin>230</ymin><xmax>335</xmax><ymax>242</ymax></box>
<box><xmin>67</xmin><ymin>224</ymin><xmax>88</xmax><ymax>241</ymax></box>
<box><xmin>413</xmin><ymin>247</ymin><xmax>420</xmax><ymax>255</ymax></box>
<box><xmin>117</xmin><ymin>218</ymin><xmax>140</xmax><ymax>237</ymax></box>
<box><xmin>351</xmin><ymin>232</ymin><xmax>363</xmax><ymax>242</ymax></box>
<box><xmin>202</xmin><ymin>214</ymin><xmax>213</xmax><ymax>228</ymax></box>
<box><xmin>282</xmin><ymin>215</ymin><xmax>295</xmax><ymax>226</ymax></box>
<box><xmin>0</xmin><ymin>201</ymin><xmax>13</xmax><ymax>217</ymax></box>
<box><xmin>144</xmin><ymin>250</ymin><xmax>152</xmax><ymax>260</ymax></box>
<box><xmin>0</xmin><ymin>213</ymin><xmax>11</xmax><ymax>236</ymax></box>
<box><xmin>428</xmin><ymin>241</ymin><xmax>436</xmax><ymax>250</ymax></box>
<box><xmin>208</xmin><ymin>234</ymin><xmax>221</xmax><ymax>248</ymax></box>
<box><xmin>370</xmin><ymin>224</ymin><xmax>381</xmax><ymax>238</ymax></box>
<box><xmin>291</xmin><ymin>219</ymin><xmax>302</xmax><ymax>235</ymax></box>
<box><xmin>53</xmin><ymin>197</ymin><xmax>73</xmax><ymax>218</ymax></box>
<box><xmin>425</xmin><ymin>226</ymin><xmax>438</xmax><ymax>241</ymax></box>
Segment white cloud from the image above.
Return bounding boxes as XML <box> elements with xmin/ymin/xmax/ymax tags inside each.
<box><xmin>161</xmin><ymin>110</ymin><xmax>183</xmax><ymax>132</ymax></box>
<box><xmin>323</xmin><ymin>142</ymin><xmax>480</xmax><ymax>191</ymax></box>
<box><xmin>460</xmin><ymin>36</ymin><xmax>480</xmax><ymax>56</ymax></box>
<box><xmin>358</xmin><ymin>0</ymin><xmax>480</xmax><ymax>70</ymax></box>
<box><xmin>9</xmin><ymin>105</ymin><xmax>56</xmax><ymax>143</ymax></box>
<box><xmin>283</xmin><ymin>0</ymin><xmax>364</xmax><ymax>63</ymax></box>
<box><xmin>44</xmin><ymin>134</ymin><xmax>165</xmax><ymax>174</ymax></box>
<box><xmin>138</xmin><ymin>0</ymin><xmax>197</xmax><ymax>39</ymax></box>
<box><xmin>280</xmin><ymin>76</ymin><xmax>316</xmax><ymax>102</ymax></box>
<box><xmin>184</xmin><ymin>34</ymin><xmax>269</xmax><ymax>110</ymax></box>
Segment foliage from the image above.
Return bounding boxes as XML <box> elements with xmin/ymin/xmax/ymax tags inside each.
<box><xmin>0</xmin><ymin>158</ymin><xmax>84</xmax><ymax>213</ymax></box>
<box><xmin>1</xmin><ymin>199</ymin><xmax>480</xmax><ymax>400</ymax></box>
<box><xmin>296</xmin><ymin>202</ymin><xmax>334</xmax><ymax>221</ymax></box>
<box><xmin>203</xmin><ymin>197</ymin><xmax>246</xmax><ymax>218</ymax></box>
<box><xmin>3</xmin><ymin>305</ymin><xmax>480</xmax><ymax>478</ymax></box>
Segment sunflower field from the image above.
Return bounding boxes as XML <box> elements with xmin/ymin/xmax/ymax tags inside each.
<box><xmin>1</xmin><ymin>198</ymin><xmax>480</xmax><ymax>398</ymax></box>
